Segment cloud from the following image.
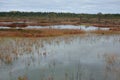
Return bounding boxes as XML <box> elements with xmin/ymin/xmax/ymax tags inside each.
<box><xmin>0</xmin><ymin>0</ymin><xmax>120</xmax><ymax>13</ymax></box>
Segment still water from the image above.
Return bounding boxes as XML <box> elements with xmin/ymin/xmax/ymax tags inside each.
<box><xmin>25</xmin><ymin>25</ymin><xmax>109</xmax><ymax>31</ymax></box>
<box><xmin>0</xmin><ymin>25</ymin><xmax>109</xmax><ymax>31</ymax></box>
<box><xmin>0</xmin><ymin>34</ymin><xmax>120</xmax><ymax>80</ymax></box>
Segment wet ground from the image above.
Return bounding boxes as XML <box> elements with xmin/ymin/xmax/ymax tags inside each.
<box><xmin>0</xmin><ymin>34</ymin><xmax>120</xmax><ymax>80</ymax></box>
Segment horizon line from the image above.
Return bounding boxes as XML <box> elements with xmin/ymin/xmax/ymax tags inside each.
<box><xmin>0</xmin><ymin>11</ymin><xmax>120</xmax><ymax>14</ymax></box>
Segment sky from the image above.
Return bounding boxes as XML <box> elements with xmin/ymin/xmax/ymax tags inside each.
<box><xmin>0</xmin><ymin>0</ymin><xmax>120</xmax><ymax>13</ymax></box>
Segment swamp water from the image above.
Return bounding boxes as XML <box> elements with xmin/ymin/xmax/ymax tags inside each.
<box><xmin>0</xmin><ymin>34</ymin><xmax>120</xmax><ymax>80</ymax></box>
<box><xmin>0</xmin><ymin>25</ymin><xmax>109</xmax><ymax>31</ymax></box>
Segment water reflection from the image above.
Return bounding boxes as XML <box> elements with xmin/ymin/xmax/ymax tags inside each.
<box><xmin>25</xmin><ymin>25</ymin><xmax>109</xmax><ymax>31</ymax></box>
<box><xmin>0</xmin><ymin>25</ymin><xmax>110</xmax><ymax>31</ymax></box>
<box><xmin>0</xmin><ymin>34</ymin><xmax>120</xmax><ymax>80</ymax></box>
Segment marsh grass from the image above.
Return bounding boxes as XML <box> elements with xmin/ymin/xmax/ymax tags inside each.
<box><xmin>0</xmin><ymin>29</ymin><xmax>85</xmax><ymax>37</ymax></box>
<box><xmin>103</xmin><ymin>53</ymin><xmax>120</xmax><ymax>80</ymax></box>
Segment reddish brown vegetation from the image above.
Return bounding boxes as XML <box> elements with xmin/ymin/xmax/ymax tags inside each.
<box><xmin>0</xmin><ymin>29</ymin><xmax>85</xmax><ymax>37</ymax></box>
<box><xmin>8</xmin><ymin>23</ymin><xmax>27</xmax><ymax>27</ymax></box>
<box><xmin>0</xmin><ymin>22</ymin><xmax>27</xmax><ymax>27</ymax></box>
<box><xmin>0</xmin><ymin>27</ymin><xmax>120</xmax><ymax>37</ymax></box>
<box><xmin>0</xmin><ymin>17</ymin><xmax>120</xmax><ymax>27</ymax></box>
<box><xmin>0</xmin><ymin>17</ymin><xmax>120</xmax><ymax>37</ymax></box>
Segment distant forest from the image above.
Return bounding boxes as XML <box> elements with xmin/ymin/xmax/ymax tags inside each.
<box><xmin>0</xmin><ymin>11</ymin><xmax>120</xmax><ymax>18</ymax></box>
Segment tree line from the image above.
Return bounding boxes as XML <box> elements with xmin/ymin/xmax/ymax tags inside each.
<box><xmin>0</xmin><ymin>11</ymin><xmax>120</xmax><ymax>19</ymax></box>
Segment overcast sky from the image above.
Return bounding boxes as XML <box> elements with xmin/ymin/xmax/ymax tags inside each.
<box><xmin>0</xmin><ymin>0</ymin><xmax>120</xmax><ymax>13</ymax></box>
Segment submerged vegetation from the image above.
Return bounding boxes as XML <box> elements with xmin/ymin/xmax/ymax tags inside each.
<box><xmin>0</xmin><ymin>35</ymin><xmax>120</xmax><ymax>80</ymax></box>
